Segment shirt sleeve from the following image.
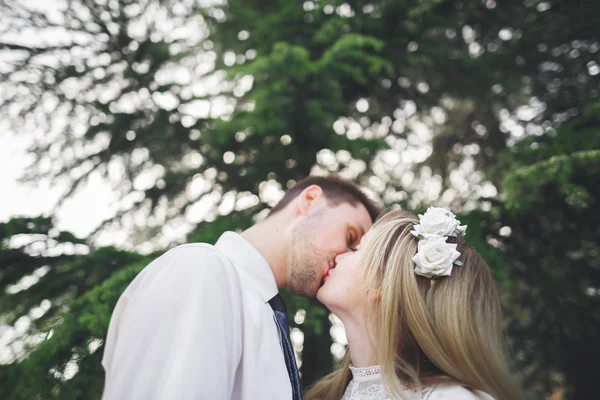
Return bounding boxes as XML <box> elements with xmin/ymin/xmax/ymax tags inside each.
<box><xmin>101</xmin><ymin>244</ymin><xmax>243</xmax><ymax>400</ymax></box>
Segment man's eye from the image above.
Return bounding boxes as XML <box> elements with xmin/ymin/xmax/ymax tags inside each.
<box><xmin>348</xmin><ymin>234</ymin><xmax>357</xmax><ymax>250</ymax></box>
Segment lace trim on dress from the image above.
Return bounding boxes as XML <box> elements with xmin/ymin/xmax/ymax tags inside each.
<box><xmin>342</xmin><ymin>365</ymin><xmax>443</xmax><ymax>400</ymax></box>
<box><xmin>349</xmin><ymin>365</ymin><xmax>382</xmax><ymax>378</ymax></box>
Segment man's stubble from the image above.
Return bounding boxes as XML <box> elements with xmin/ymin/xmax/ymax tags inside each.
<box><xmin>287</xmin><ymin>212</ymin><xmax>328</xmax><ymax>297</ymax></box>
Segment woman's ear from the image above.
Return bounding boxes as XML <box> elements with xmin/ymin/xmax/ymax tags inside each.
<box><xmin>296</xmin><ymin>185</ymin><xmax>324</xmax><ymax>215</ymax></box>
<box><xmin>366</xmin><ymin>288</ymin><xmax>382</xmax><ymax>301</ymax></box>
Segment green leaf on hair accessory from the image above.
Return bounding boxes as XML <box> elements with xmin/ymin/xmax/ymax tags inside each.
<box><xmin>454</xmin><ymin>260</ymin><xmax>463</xmax><ymax>266</ymax></box>
<box><xmin>418</xmin><ymin>235</ymin><xmax>425</xmax><ymax>241</ymax></box>
<box><xmin>431</xmin><ymin>275</ymin><xmax>441</xmax><ymax>281</ymax></box>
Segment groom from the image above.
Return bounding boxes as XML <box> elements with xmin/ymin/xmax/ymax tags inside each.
<box><xmin>101</xmin><ymin>176</ymin><xmax>379</xmax><ymax>399</ymax></box>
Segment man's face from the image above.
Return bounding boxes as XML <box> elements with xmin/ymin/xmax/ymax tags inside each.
<box><xmin>286</xmin><ymin>200</ymin><xmax>373</xmax><ymax>297</ymax></box>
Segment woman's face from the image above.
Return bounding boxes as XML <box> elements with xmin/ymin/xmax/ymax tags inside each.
<box><xmin>316</xmin><ymin>231</ymin><xmax>373</xmax><ymax>315</ymax></box>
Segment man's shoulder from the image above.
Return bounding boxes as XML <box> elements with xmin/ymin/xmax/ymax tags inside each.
<box><xmin>166</xmin><ymin>242</ymin><xmax>229</xmax><ymax>260</ymax></box>
<box><xmin>151</xmin><ymin>242</ymin><xmax>238</xmax><ymax>278</ymax></box>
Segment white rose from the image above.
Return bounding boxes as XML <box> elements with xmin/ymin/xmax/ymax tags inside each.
<box><xmin>410</xmin><ymin>207</ymin><xmax>467</xmax><ymax>238</ymax></box>
<box><xmin>412</xmin><ymin>236</ymin><xmax>461</xmax><ymax>278</ymax></box>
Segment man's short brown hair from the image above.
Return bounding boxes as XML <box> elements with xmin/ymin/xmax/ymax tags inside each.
<box><xmin>268</xmin><ymin>176</ymin><xmax>380</xmax><ymax>222</ymax></box>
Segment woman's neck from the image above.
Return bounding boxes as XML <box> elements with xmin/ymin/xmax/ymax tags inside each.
<box><xmin>338</xmin><ymin>313</ymin><xmax>378</xmax><ymax>368</ymax></box>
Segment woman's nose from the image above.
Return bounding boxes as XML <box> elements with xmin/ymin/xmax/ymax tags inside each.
<box><xmin>335</xmin><ymin>252</ymin><xmax>349</xmax><ymax>264</ymax></box>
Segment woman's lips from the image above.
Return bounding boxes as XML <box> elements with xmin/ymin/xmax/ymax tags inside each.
<box><xmin>323</xmin><ymin>261</ymin><xmax>335</xmax><ymax>281</ymax></box>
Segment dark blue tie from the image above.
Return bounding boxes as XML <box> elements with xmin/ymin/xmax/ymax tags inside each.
<box><xmin>269</xmin><ymin>294</ymin><xmax>303</xmax><ymax>400</ymax></box>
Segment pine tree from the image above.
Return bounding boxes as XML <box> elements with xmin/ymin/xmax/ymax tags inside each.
<box><xmin>1</xmin><ymin>0</ymin><xmax>599</xmax><ymax>398</ymax></box>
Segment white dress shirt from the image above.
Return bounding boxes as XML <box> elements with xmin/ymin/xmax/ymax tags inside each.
<box><xmin>101</xmin><ymin>232</ymin><xmax>293</xmax><ymax>400</ymax></box>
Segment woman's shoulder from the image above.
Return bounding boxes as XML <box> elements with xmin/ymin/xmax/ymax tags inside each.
<box><xmin>425</xmin><ymin>383</ymin><xmax>495</xmax><ymax>400</ymax></box>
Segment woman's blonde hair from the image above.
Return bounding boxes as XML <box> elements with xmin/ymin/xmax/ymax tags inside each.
<box><xmin>305</xmin><ymin>209</ymin><xmax>524</xmax><ymax>400</ymax></box>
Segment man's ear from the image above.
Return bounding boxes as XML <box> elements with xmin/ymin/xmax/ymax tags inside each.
<box><xmin>297</xmin><ymin>185</ymin><xmax>324</xmax><ymax>215</ymax></box>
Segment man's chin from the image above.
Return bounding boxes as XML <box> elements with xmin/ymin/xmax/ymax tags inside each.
<box><xmin>307</xmin><ymin>281</ymin><xmax>322</xmax><ymax>298</ymax></box>
<box><xmin>288</xmin><ymin>281</ymin><xmax>320</xmax><ymax>298</ymax></box>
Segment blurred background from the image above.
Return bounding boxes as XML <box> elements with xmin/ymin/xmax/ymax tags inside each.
<box><xmin>0</xmin><ymin>0</ymin><xmax>598</xmax><ymax>398</ymax></box>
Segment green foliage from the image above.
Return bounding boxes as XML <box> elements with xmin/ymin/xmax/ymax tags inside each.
<box><xmin>186</xmin><ymin>210</ymin><xmax>259</xmax><ymax>243</ymax></box>
<box><xmin>0</xmin><ymin>217</ymin><xmax>143</xmax><ymax>333</ymax></box>
<box><xmin>0</xmin><ymin>215</ymin><xmax>148</xmax><ymax>399</ymax></box>
<box><xmin>501</xmin><ymin>102</ymin><xmax>600</xmax><ymax>211</ymax></box>
<box><xmin>458</xmin><ymin>207</ymin><xmax>514</xmax><ymax>287</ymax></box>
<box><xmin>504</xmin><ymin>148</ymin><xmax>599</xmax><ymax>209</ymax></box>
<box><xmin>480</xmin><ymin>107</ymin><xmax>600</xmax><ymax>399</ymax></box>
<box><xmin>1</xmin><ymin>260</ymin><xmax>150</xmax><ymax>400</ymax></box>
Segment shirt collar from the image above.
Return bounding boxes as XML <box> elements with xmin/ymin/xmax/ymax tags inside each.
<box><xmin>215</xmin><ymin>231</ymin><xmax>279</xmax><ymax>303</ymax></box>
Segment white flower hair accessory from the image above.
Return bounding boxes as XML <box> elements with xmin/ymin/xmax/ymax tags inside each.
<box><xmin>410</xmin><ymin>207</ymin><xmax>467</xmax><ymax>239</ymax></box>
<box><xmin>411</xmin><ymin>207</ymin><xmax>466</xmax><ymax>280</ymax></box>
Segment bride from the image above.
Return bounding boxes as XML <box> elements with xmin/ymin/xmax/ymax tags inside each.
<box><xmin>306</xmin><ymin>208</ymin><xmax>525</xmax><ymax>400</ymax></box>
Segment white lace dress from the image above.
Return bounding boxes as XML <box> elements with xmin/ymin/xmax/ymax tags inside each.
<box><xmin>340</xmin><ymin>365</ymin><xmax>495</xmax><ymax>400</ymax></box>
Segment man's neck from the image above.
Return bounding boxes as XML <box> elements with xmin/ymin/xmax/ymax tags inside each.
<box><xmin>241</xmin><ymin>220</ymin><xmax>288</xmax><ymax>290</ymax></box>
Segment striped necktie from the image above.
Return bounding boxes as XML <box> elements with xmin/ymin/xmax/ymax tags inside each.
<box><xmin>269</xmin><ymin>294</ymin><xmax>303</xmax><ymax>400</ymax></box>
